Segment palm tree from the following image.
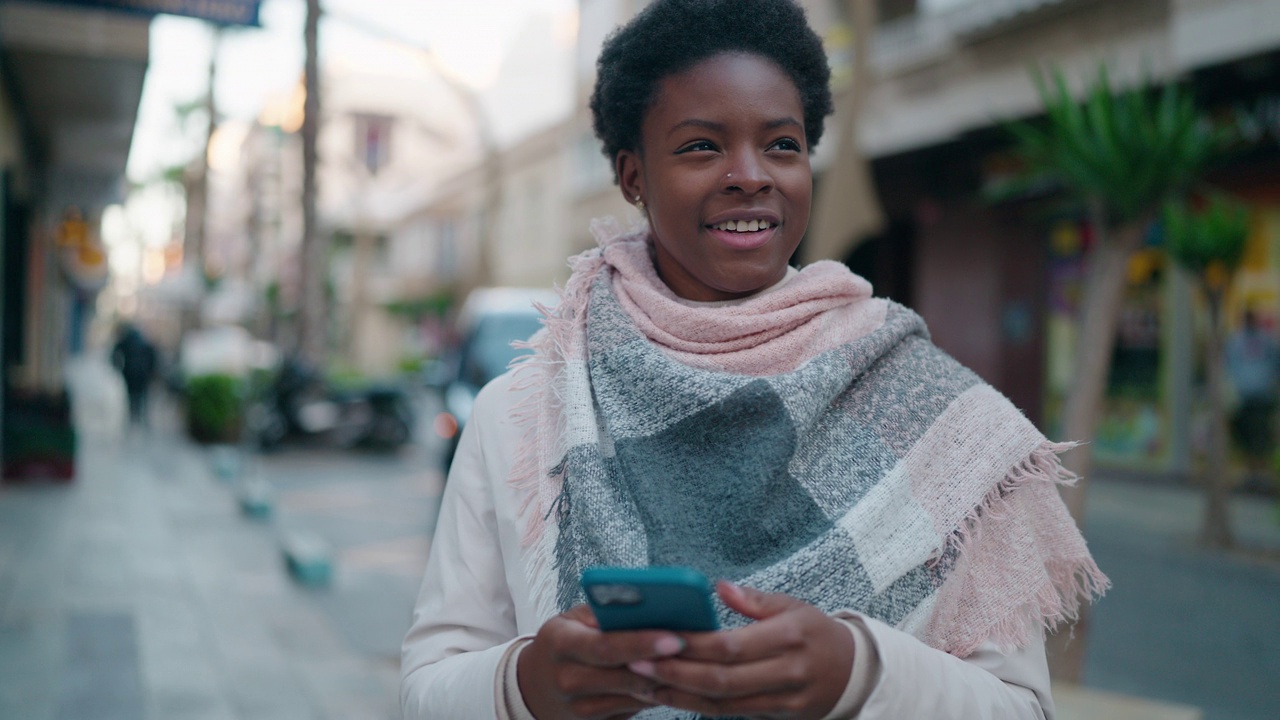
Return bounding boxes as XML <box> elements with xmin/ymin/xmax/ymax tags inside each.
<box><xmin>1004</xmin><ymin>65</ymin><xmax>1224</xmax><ymax>681</ymax></box>
<box><xmin>1163</xmin><ymin>195</ymin><xmax>1250</xmax><ymax>549</ymax></box>
<box><xmin>298</xmin><ymin>0</ymin><xmax>325</xmax><ymax>364</ymax></box>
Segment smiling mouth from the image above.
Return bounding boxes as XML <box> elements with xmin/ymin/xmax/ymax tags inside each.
<box><xmin>709</xmin><ymin>219</ymin><xmax>776</xmax><ymax>232</ymax></box>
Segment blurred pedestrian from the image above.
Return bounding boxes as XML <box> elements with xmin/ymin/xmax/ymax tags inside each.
<box><xmin>1226</xmin><ymin>309</ymin><xmax>1280</xmax><ymax>491</ymax></box>
<box><xmin>402</xmin><ymin>1</ymin><xmax>1106</xmax><ymax>718</ymax></box>
<box><xmin>111</xmin><ymin>322</ymin><xmax>158</xmax><ymax>427</ymax></box>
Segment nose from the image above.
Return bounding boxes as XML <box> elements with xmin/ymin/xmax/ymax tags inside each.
<box><xmin>722</xmin><ymin>149</ymin><xmax>772</xmax><ymax>195</ymax></box>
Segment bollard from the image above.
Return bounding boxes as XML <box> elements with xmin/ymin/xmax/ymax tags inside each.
<box><xmin>210</xmin><ymin>445</ymin><xmax>242</xmax><ymax>482</ymax></box>
<box><xmin>281</xmin><ymin>531</ymin><xmax>333</xmax><ymax>587</ymax></box>
<box><xmin>238</xmin><ymin>478</ymin><xmax>274</xmax><ymax>520</ymax></box>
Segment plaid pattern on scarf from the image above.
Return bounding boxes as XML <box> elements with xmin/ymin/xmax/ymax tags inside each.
<box><xmin>509</xmin><ymin>221</ymin><xmax>1105</xmax><ymax>718</ymax></box>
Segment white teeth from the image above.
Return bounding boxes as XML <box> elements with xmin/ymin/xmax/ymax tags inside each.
<box><xmin>713</xmin><ymin>220</ymin><xmax>773</xmax><ymax>232</ymax></box>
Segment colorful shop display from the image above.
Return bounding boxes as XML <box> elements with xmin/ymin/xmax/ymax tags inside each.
<box><xmin>1043</xmin><ymin>203</ymin><xmax>1280</xmax><ymax>473</ymax></box>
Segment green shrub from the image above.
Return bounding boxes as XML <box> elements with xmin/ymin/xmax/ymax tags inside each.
<box><xmin>325</xmin><ymin>364</ymin><xmax>368</xmax><ymax>392</ymax></box>
<box><xmin>185</xmin><ymin>374</ymin><xmax>244</xmax><ymax>443</ymax></box>
<box><xmin>397</xmin><ymin>354</ymin><xmax>429</xmax><ymax>375</ymax></box>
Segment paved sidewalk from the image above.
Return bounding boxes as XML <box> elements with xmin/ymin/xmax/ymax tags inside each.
<box><xmin>0</xmin><ymin>361</ymin><xmax>403</xmax><ymax>720</ymax></box>
<box><xmin>1081</xmin><ymin>478</ymin><xmax>1280</xmax><ymax>720</ymax></box>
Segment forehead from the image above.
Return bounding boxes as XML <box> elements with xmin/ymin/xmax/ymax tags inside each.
<box><xmin>644</xmin><ymin>53</ymin><xmax>804</xmax><ymax>133</ymax></box>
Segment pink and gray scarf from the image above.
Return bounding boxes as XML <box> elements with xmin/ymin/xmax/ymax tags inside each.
<box><xmin>509</xmin><ymin>219</ymin><xmax>1106</xmax><ymax>673</ymax></box>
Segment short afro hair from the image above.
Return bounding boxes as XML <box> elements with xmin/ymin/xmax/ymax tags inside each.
<box><xmin>589</xmin><ymin>0</ymin><xmax>834</xmax><ymax>183</ymax></box>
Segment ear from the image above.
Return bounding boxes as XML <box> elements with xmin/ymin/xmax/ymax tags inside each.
<box><xmin>616</xmin><ymin>149</ymin><xmax>644</xmax><ymax>207</ymax></box>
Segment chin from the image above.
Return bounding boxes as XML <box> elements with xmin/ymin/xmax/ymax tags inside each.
<box><xmin>712</xmin><ymin>272</ymin><xmax>782</xmax><ymax>298</ymax></box>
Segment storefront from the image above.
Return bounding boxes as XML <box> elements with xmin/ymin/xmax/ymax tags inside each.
<box><xmin>857</xmin><ymin>46</ymin><xmax>1280</xmax><ymax>479</ymax></box>
<box><xmin>1040</xmin><ymin>54</ymin><xmax>1280</xmax><ymax>476</ymax></box>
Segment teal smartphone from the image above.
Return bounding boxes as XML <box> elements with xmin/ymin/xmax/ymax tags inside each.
<box><xmin>581</xmin><ymin>566</ymin><xmax>720</xmax><ymax>632</ymax></box>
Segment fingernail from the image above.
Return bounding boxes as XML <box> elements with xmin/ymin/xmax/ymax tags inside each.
<box><xmin>629</xmin><ymin>660</ymin><xmax>656</xmax><ymax>677</ymax></box>
<box><xmin>654</xmin><ymin>636</ymin><xmax>684</xmax><ymax>656</ymax></box>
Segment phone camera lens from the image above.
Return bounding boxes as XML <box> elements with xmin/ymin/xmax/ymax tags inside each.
<box><xmin>589</xmin><ymin>583</ymin><xmax>642</xmax><ymax>606</ymax></box>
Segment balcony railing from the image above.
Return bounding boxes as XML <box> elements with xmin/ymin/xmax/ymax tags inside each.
<box><xmin>872</xmin><ymin>0</ymin><xmax>1078</xmax><ymax>73</ymax></box>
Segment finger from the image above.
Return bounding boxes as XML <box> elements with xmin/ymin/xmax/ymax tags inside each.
<box><xmin>675</xmin><ymin>612</ymin><xmax>809</xmax><ymax>664</ymax></box>
<box><xmin>628</xmin><ymin>654</ymin><xmax>808</xmax><ymax>698</ymax></box>
<box><xmin>564</xmin><ymin>603</ymin><xmax>600</xmax><ymax>629</ymax></box>
<box><xmin>717</xmin><ymin>580</ymin><xmax>802</xmax><ymax>621</ymax></box>
<box><xmin>545</xmin><ymin>613</ymin><xmax>686</xmax><ymax>667</ymax></box>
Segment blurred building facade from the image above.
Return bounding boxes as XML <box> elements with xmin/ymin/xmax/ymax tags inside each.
<box><xmin>394</xmin><ymin>119</ymin><xmax>575</xmax><ymax>293</ymax></box>
<box><xmin>831</xmin><ymin>0</ymin><xmax>1280</xmax><ymax>476</ymax></box>
<box><xmin>195</xmin><ymin>55</ymin><xmax>485</xmax><ymax>376</ymax></box>
<box><xmin>0</xmin><ymin>1</ymin><xmax>271</xmax><ymax>478</ymax></box>
<box><xmin>0</xmin><ymin>0</ymin><xmax>152</xmax><ymax>477</ymax></box>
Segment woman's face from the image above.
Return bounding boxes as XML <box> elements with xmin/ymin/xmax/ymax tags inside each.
<box><xmin>617</xmin><ymin>53</ymin><xmax>812</xmax><ymax>302</ymax></box>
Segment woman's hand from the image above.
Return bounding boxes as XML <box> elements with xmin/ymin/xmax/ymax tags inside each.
<box><xmin>627</xmin><ymin>582</ymin><xmax>855</xmax><ymax>719</ymax></box>
<box><xmin>517</xmin><ymin>604</ymin><xmax>684</xmax><ymax>720</ymax></box>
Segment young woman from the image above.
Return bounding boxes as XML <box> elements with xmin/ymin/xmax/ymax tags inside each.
<box><xmin>401</xmin><ymin>1</ymin><xmax>1106</xmax><ymax>718</ymax></box>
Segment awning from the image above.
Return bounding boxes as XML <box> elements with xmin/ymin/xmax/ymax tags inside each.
<box><xmin>17</xmin><ymin>0</ymin><xmax>261</xmax><ymax>26</ymax></box>
<box><xmin>0</xmin><ymin>0</ymin><xmax>151</xmax><ymax>208</ymax></box>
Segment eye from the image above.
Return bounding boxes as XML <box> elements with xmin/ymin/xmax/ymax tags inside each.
<box><xmin>769</xmin><ymin>138</ymin><xmax>803</xmax><ymax>152</ymax></box>
<box><xmin>675</xmin><ymin>140</ymin><xmax>718</xmax><ymax>154</ymax></box>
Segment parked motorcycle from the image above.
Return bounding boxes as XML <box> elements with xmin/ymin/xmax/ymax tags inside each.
<box><xmin>250</xmin><ymin>358</ymin><xmax>415</xmax><ymax>451</ymax></box>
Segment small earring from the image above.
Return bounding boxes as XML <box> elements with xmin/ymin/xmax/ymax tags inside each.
<box><xmin>634</xmin><ymin>195</ymin><xmax>645</xmax><ymax>211</ymax></box>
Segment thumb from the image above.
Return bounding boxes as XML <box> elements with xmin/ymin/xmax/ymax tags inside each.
<box><xmin>564</xmin><ymin>603</ymin><xmax>600</xmax><ymax>629</ymax></box>
<box><xmin>717</xmin><ymin>580</ymin><xmax>800</xmax><ymax>621</ymax></box>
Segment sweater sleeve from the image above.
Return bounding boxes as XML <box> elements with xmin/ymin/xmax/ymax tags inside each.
<box><xmin>492</xmin><ymin>611</ymin><xmax>1049</xmax><ymax>720</ymax></box>
<box><xmin>848</xmin><ymin>613</ymin><xmax>1053</xmax><ymax>720</ymax></box>
<box><xmin>401</xmin><ymin>385</ymin><xmax>521</xmax><ymax>720</ymax></box>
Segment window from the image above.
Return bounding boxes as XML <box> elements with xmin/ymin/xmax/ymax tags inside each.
<box><xmin>353</xmin><ymin>113</ymin><xmax>394</xmax><ymax>176</ymax></box>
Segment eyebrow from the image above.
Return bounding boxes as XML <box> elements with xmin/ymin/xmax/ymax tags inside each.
<box><xmin>667</xmin><ymin>116</ymin><xmax>802</xmax><ymax>137</ymax></box>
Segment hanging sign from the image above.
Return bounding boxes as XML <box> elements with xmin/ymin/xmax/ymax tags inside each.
<box><xmin>56</xmin><ymin>207</ymin><xmax>109</xmax><ymax>292</ymax></box>
<box><xmin>28</xmin><ymin>0</ymin><xmax>261</xmax><ymax>26</ymax></box>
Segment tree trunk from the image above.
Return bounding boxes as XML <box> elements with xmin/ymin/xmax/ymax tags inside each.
<box><xmin>1201</xmin><ymin>291</ymin><xmax>1235</xmax><ymax>548</ymax></box>
<box><xmin>1046</xmin><ymin>216</ymin><xmax>1146</xmax><ymax>682</ymax></box>
<box><xmin>181</xmin><ymin>27</ymin><xmax>219</xmax><ymax>335</ymax></box>
<box><xmin>297</xmin><ymin>0</ymin><xmax>325</xmax><ymax>363</ymax></box>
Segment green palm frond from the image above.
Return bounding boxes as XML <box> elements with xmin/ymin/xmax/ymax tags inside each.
<box><xmin>1163</xmin><ymin>195</ymin><xmax>1249</xmax><ymax>276</ymax></box>
<box><xmin>1008</xmin><ymin>65</ymin><xmax>1226</xmax><ymax>226</ymax></box>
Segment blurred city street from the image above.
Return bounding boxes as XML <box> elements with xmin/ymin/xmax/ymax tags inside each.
<box><xmin>0</xmin><ymin>355</ymin><xmax>1276</xmax><ymax>719</ymax></box>
<box><xmin>3</xmin><ymin>1</ymin><xmax>1280</xmax><ymax>719</ymax></box>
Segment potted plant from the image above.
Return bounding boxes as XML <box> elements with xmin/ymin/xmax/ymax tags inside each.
<box><xmin>184</xmin><ymin>373</ymin><xmax>244</xmax><ymax>444</ymax></box>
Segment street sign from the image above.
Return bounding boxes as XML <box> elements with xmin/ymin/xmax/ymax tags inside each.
<box><xmin>25</xmin><ymin>0</ymin><xmax>261</xmax><ymax>26</ymax></box>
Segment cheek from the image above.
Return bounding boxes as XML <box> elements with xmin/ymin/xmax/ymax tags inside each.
<box><xmin>785</xmin><ymin>167</ymin><xmax>814</xmax><ymax>202</ymax></box>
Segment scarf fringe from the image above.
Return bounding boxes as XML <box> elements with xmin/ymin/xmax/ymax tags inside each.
<box><xmin>507</xmin><ymin>218</ymin><xmax>646</xmax><ymax>621</ymax></box>
<box><xmin>936</xmin><ymin>441</ymin><xmax>1110</xmax><ymax>654</ymax></box>
<box><xmin>967</xmin><ymin>557</ymin><xmax>1111</xmax><ymax>655</ymax></box>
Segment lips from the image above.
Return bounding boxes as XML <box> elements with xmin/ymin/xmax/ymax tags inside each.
<box><xmin>704</xmin><ymin>209</ymin><xmax>782</xmax><ymax>251</ymax></box>
<box><xmin>705</xmin><ymin>223</ymin><xmax>778</xmax><ymax>251</ymax></box>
